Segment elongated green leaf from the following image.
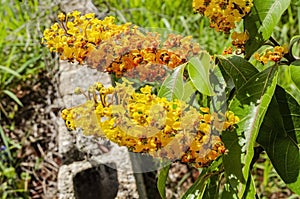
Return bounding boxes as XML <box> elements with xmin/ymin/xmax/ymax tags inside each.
<box><xmin>157</xmin><ymin>164</ymin><xmax>170</xmax><ymax>199</ymax></box>
<box><xmin>257</xmin><ymin>0</ymin><xmax>291</xmax><ymax>40</ymax></box>
<box><xmin>187</xmin><ymin>52</ymin><xmax>215</xmax><ymax>96</ymax></box>
<box><xmin>0</xmin><ymin>65</ymin><xmax>21</xmax><ymax>77</ymax></box>
<box><xmin>244</xmin><ymin>0</ymin><xmax>291</xmax><ymax>58</ymax></box>
<box><xmin>217</xmin><ymin>56</ymin><xmax>258</xmax><ymax>91</ymax></box>
<box><xmin>158</xmin><ymin>63</ymin><xmax>186</xmax><ymax>100</ymax></box>
<box><xmin>2</xmin><ymin>90</ymin><xmax>23</xmax><ymax>106</ymax></box>
<box><xmin>208</xmin><ymin>64</ymin><xmax>228</xmax><ymax>117</ymax></box>
<box><xmin>290</xmin><ymin>60</ymin><xmax>300</xmax><ymax>91</ymax></box>
<box><xmin>182</xmin><ymin>158</ymin><xmax>222</xmax><ymax>199</ymax></box>
<box><xmin>221</xmin><ymin>182</ymin><xmax>237</xmax><ymax>199</ymax></box>
<box><xmin>202</xmin><ymin>175</ymin><xmax>219</xmax><ymax>199</ymax></box>
<box><xmin>275</xmin><ymin>86</ymin><xmax>300</xmax><ymax>144</ymax></box>
<box><xmin>229</xmin><ymin>66</ymin><xmax>278</xmax><ymax>197</ymax></box>
<box><xmin>242</xmin><ymin>174</ymin><xmax>256</xmax><ymax>199</ymax></box>
<box><xmin>222</xmin><ymin>129</ymin><xmax>245</xmax><ymax>188</ymax></box>
<box><xmin>5</xmin><ymin>54</ymin><xmax>42</xmax><ymax>86</ymax></box>
<box><xmin>257</xmin><ymin>86</ymin><xmax>300</xmax><ymax>184</ymax></box>
<box><xmin>181</xmin><ymin>169</ymin><xmax>209</xmax><ymax>199</ymax></box>
<box><xmin>0</xmin><ymin>125</ymin><xmax>13</xmax><ymax>161</ymax></box>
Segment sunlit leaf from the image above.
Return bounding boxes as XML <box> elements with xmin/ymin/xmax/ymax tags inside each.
<box><xmin>182</xmin><ymin>81</ymin><xmax>196</xmax><ymax>103</ymax></box>
<box><xmin>229</xmin><ymin>66</ymin><xmax>278</xmax><ymax>197</ymax></box>
<box><xmin>187</xmin><ymin>51</ymin><xmax>215</xmax><ymax>96</ymax></box>
<box><xmin>158</xmin><ymin>63</ymin><xmax>186</xmax><ymax>100</ymax></box>
<box><xmin>244</xmin><ymin>0</ymin><xmax>291</xmax><ymax>58</ymax></box>
<box><xmin>242</xmin><ymin>174</ymin><xmax>256</xmax><ymax>199</ymax></box>
<box><xmin>290</xmin><ymin>60</ymin><xmax>300</xmax><ymax>91</ymax></box>
<box><xmin>222</xmin><ymin>129</ymin><xmax>245</xmax><ymax>188</ymax></box>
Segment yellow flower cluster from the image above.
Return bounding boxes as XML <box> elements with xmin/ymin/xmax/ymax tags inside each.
<box><xmin>42</xmin><ymin>11</ymin><xmax>131</xmax><ymax>64</ymax></box>
<box><xmin>86</xmin><ymin>29</ymin><xmax>201</xmax><ymax>80</ymax></box>
<box><xmin>61</xmin><ymin>80</ymin><xmax>239</xmax><ymax>167</ymax></box>
<box><xmin>254</xmin><ymin>46</ymin><xmax>288</xmax><ymax>64</ymax></box>
<box><xmin>193</xmin><ymin>0</ymin><xmax>253</xmax><ymax>32</ymax></box>
<box><xmin>43</xmin><ymin>11</ymin><xmax>201</xmax><ymax>81</ymax></box>
<box><xmin>223</xmin><ymin>31</ymin><xmax>249</xmax><ymax>55</ymax></box>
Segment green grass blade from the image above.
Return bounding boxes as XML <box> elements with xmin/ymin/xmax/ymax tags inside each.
<box><xmin>2</xmin><ymin>90</ymin><xmax>23</xmax><ymax>107</ymax></box>
<box><xmin>157</xmin><ymin>164</ymin><xmax>170</xmax><ymax>199</ymax></box>
<box><xmin>0</xmin><ymin>125</ymin><xmax>13</xmax><ymax>161</ymax></box>
<box><xmin>0</xmin><ymin>66</ymin><xmax>21</xmax><ymax>78</ymax></box>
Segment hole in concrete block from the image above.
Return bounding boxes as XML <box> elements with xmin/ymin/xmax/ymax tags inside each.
<box><xmin>73</xmin><ymin>163</ymin><xmax>118</xmax><ymax>199</ymax></box>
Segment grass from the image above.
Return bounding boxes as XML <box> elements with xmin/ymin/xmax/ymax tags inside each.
<box><xmin>0</xmin><ymin>0</ymin><xmax>58</xmax><ymax>198</ymax></box>
<box><xmin>94</xmin><ymin>0</ymin><xmax>231</xmax><ymax>55</ymax></box>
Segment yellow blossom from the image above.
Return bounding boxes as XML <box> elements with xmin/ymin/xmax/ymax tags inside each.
<box><xmin>42</xmin><ymin>10</ymin><xmax>131</xmax><ymax>64</ymax></box>
<box><xmin>61</xmin><ymin>80</ymin><xmax>239</xmax><ymax>168</ymax></box>
<box><xmin>193</xmin><ymin>0</ymin><xmax>253</xmax><ymax>32</ymax></box>
<box><xmin>254</xmin><ymin>45</ymin><xmax>288</xmax><ymax>64</ymax></box>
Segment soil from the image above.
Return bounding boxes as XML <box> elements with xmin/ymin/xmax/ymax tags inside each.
<box><xmin>1</xmin><ymin>67</ymin><xmax>61</xmax><ymax>199</ymax></box>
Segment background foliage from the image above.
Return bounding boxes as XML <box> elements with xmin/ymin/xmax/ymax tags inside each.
<box><xmin>1</xmin><ymin>0</ymin><xmax>300</xmax><ymax>198</ymax></box>
<box><xmin>0</xmin><ymin>0</ymin><xmax>57</xmax><ymax>198</ymax></box>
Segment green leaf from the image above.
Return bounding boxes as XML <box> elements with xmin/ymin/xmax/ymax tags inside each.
<box><xmin>187</xmin><ymin>51</ymin><xmax>215</xmax><ymax>96</ymax></box>
<box><xmin>288</xmin><ymin>36</ymin><xmax>300</xmax><ymax>61</ymax></box>
<box><xmin>5</xmin><ymin>54</ymin><xmax>42</xmax><ymax>86</ymax></box>
<box><xmin>221</xmin><ymin>182</ymin><xmax>237</xmax><ymax>199</ymax></box>
<box><xmin>0</xmin><ymin>125</ymin><xmax>12</xmax><ymax>161</ymax></box>
<box><xmin>0</xmin><ymin>65</ymin><xmax>21</xmax><ymax>78</ymax></box>
<box><xmin>290</xmin><ymin>60</ymin><xmax>300</xmax><ymax>91</ymax></box>
<box><xmin>158</xmin><ymin>63</ymin><xmax>186</xmax><ymax>100</ymax></box>
<box><xmin>243</xmin><ymin>174</ymin><xmax>257</xmax><ymax>199</ymax></box>
<box><xmin>3</xmin><ymin>167</ymin><xmax>16</xmax><ymax>179</ymax></box>
<box><xmin>257</xmin><ymin>86</ymin><xmax>300</xmax><ymax>193</ymax></box>
<box><xmin>181</xmin><ymin>168</ymin><xmax>209</xmax><ymax>199</ymax></box>
<box><xmin>182</xmin><ymin>81</ymin><xmax>196</xmax><ymax>103</ymax></box>
<box><xmin>274</xmin><ymin>86</ymin><xmax>300</xmax><ymax>144</ymax></box>
<box><xmin>202</xmin><ymin>175</ymin><xmax>219</xmax><ymax>199</ymax></box>
<box><xmin>217</xmin><ymin>56</ymin><xmax>258</xmax><ymax>91</ymax></box>
<box><xmin>222</xmin><ymin>129</ymin><xmax>245</xmax><ymax>188</ymax></box>
<box><xmin>2</xmin><ymin>90</ymin><xmax>23</xmax><ymax>106</ymax></box>
<box><xmin>157</xmin><ymin>164</ymin><xmax>170</xmax><ymax>199</ymax></box>
<box><xmin>182</xmin><ymin>158</ymin><xmax>222</xmax><ymax>199</ymax></box>
<box><xmin>229</xmin><ymin>66</ymin><xmax>278</xmax><ymax>197</ymax></box>
<box><xmin>289</xmin><ymin>175</ymin><xmax>300</xmax><ymax>195</ymax></box>
<box><xmin>256</xmin><ymin>0</ymin><xmax>291</xmax><ymax>40</ymax></box>
<box><xmin>244</xmin><ymin>0</ymin><xmax>291</xmax><ymax>58</ymax></box>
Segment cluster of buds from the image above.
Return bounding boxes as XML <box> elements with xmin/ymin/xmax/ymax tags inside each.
<box><xmin>61</xmin><ymin>80</ymin><xmax>239</xmax><ymax>167</ymax></box>
<box><xmin>193</xmin><ymin>0</ymin><xmax>253</xmax><ymax>32</ymax></box>
<box><xmin>254</xmin><ymin>46</ymin><xmax>288</xmax><ymax>64</ymax></box>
